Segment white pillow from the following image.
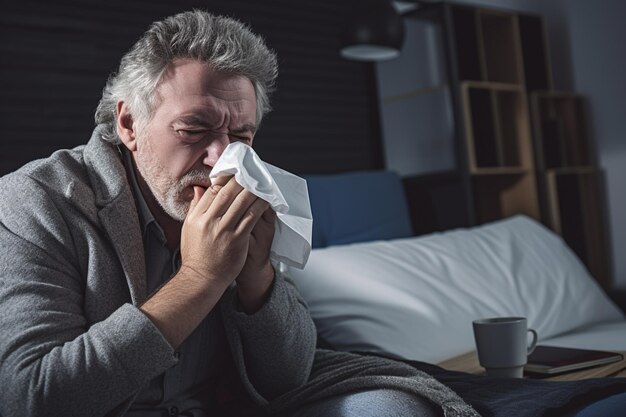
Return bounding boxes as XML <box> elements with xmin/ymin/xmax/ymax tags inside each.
<box><xmin>289</xmin><ymin>216</ymin><xmax>625</xmax><ymax>364</ymax></box>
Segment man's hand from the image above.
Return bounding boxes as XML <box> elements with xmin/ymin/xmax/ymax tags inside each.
<box><xmin>141</xmin><ymin>176</ymin><xmax>270</xmax><ymax>349</ymax></box>
<box><xmin>188</xmin><ymin>175</ymin><xmax>277</xmax><ymax>314</ymax></box>
<box><xmin>180</xmin><ymin>176</ymin><xmax>270</xmax><ymax>289</ymax></box>
<box><xmin>236</xmin><ymin>206</ymin><xmax>277</xmax><ymax>313</ymax></box>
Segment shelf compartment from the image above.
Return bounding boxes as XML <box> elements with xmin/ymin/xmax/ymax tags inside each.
<box><xmin>546</xmin><ymin>169</ymin><xmax>610</xmax><ymax>287</ymax></box>
<box><xmin>531</xmin><ymin>92</ymin><xmax>592</xmax><ymax>170</ymax></box>
<box><xmin>461</xmin><ymin>82</ymin><xmax>533</xmax><ymax>172</ymax></box>
<box><xmin>450</xmin><ymin>6</ymin><xmax>524</xmax><ymax>84</ymax></box>
<box><xmin>518</xmin><ymin>14</ymin><xmax>552</xmax><ymax>91</ymax></box>
<box><xmin>478</xmin><ymin>10</ymin><xmax>524</xmax><ymax>84</ymax></box>
<box><xmin>472</xmin><ymin>172</ymin><xmax>540</xmax><ymax>224</ymax></box>
<box><xmin>451</xmin><ymin>6</ymin><xmax>483</xmax><ymax>82</ymax></box>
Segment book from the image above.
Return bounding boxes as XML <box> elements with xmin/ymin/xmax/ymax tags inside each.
<box><xmin>524</xmin><ymin>345</ymin><xmax>624</xmax><ymax>375</ymax></box>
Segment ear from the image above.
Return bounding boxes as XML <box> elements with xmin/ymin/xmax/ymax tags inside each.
<box><xmin>116</xmin><ymin>101</ymin><xmax>138</xmax><ymax>152</ymax></box>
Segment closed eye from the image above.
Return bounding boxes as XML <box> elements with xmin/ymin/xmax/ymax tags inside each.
<box><xmin>175</xmin><ymin>127</ymin><xmax>252</xmax><ymax>145</ymax></box>
<box><xmin>230</xmin><ymin>135</ymin><xmax>252</xmax><ymax>144</ymax></box>
<box><xmin>176</xmin><ymin>129</ymin><xmax>207</xmax><ymax>143</ymax></box>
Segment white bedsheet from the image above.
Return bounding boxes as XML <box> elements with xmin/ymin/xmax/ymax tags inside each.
<box><xmin>290</xmin><ymin>216</ymin><xmax>625</xmax><ymax>363</ymax></box>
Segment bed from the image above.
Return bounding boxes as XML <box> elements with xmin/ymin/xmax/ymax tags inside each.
<box><xmin>286</xmin><ymin>170</ymin><xmax>626</xmax><ymax>366</ymax></box>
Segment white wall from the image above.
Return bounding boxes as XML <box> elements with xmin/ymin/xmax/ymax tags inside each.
<box><xmin>562</xmin><ymin>0</ymin><xmax>626</xmax><ymax>288</ymax></box>
<box><xmin>379</xmin><ymin>0</ymin><xmax>626</xmax><ymax>287</ymax></box>
<box><xmin>376</xmin><ymin>17</ymin><xmax>456</xmax><ymax>177</ymax></box>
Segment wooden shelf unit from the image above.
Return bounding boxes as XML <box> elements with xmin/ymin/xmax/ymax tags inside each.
<box><xmin>447</xmin><ymin>4</ymin><xmax>542</xmax><ymax>225</ymax></box>
<box><xmin>407</xmin><ymin>2</ymin><xmax>610</xmax><ymax>285</ymax></box>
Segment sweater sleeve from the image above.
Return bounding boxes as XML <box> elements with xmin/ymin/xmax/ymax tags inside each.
<box><xmin>220</xmin><ymin>269</ymin><xmax>317</xmax><ymax>403</ymax></box>
<box><xmin>0</xmin><ymin>175</ymin><xmax>177</xmax><ymax>417</ymax></box>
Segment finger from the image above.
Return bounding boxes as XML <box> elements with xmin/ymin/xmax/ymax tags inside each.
<box><xmin>195</xmin><ymin>176</ymin><xmax>243</xmax><ymax>216</ymax></box>
<box><xmin>210</xmin><ymin>174</ymin><xmax>232</xmax><ymax>188</ymax></box>
<box><xmin>207</xmin><ymin>178</ymin><xmax>245</xmax><ymax>218</ymax></box>
<box><xmin>261</xmin><ymin>207</ymin><xmax>276</xmax><ymax>224</ymax></box>
<box><xmin>219</xmin><ymin>189</ymin><xmax>262</xmax><ymax>230</ymax></box>
<box><xmin>236</xmin><ymin>198</ymin><xmax>271</xmax><ymax>236</ymax></box>
<box><xmin>250</xmin><ymin>207</ymin><xmax>276</xmax><ymax>240</ymax></box>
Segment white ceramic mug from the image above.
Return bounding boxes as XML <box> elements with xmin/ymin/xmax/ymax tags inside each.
<box><xmin>472</xmin><ymin>317</ymin><xmax>538</xmax><ymax>378</ymax></box>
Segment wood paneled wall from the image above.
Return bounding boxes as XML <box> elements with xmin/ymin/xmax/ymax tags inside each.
<box><xmin>0</xmin><ymin>0</ymin><xmax>383</xmax><ymax>176</ymax></box>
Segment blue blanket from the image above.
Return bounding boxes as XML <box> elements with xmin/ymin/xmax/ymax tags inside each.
<box><xmin>404</xmin><ymin>359</ymin><xmax>626</xmax><ymax>416</ymax></box>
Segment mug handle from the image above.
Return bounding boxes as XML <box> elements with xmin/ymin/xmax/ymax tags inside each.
<box><xmin>527</xmin><ymin>328</ymin><xmax>538</xmax><ymax>355</ymax></box>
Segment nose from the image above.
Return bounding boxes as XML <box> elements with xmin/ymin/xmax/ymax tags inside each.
<box><xmin>202</xmin><ymin>134</ymin><xmax>230</xmax><ymax>167</ymax></box>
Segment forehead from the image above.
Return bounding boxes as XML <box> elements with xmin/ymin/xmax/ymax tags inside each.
<box><xmin>153</xmin><ymin>58</ymin><xmax>257</xmax><ymax>124</ymax></box>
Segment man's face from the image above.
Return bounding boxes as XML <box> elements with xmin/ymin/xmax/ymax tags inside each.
<box><xmin>132</xmin><ymin>58</ymin><xmax>257</xmax><ymax>221</ymax></box>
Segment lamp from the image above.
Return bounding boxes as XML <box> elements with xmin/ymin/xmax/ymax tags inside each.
<box><xmin>340</xmin><ymin>0</ymin><xmax>406</xmax><ymax>62</ymax></box>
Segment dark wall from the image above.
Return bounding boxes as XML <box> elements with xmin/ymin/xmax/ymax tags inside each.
<box><xmin>0</xmin><ymin>0</ymin><xmax>383</xmax><ymax>176</ymax></box>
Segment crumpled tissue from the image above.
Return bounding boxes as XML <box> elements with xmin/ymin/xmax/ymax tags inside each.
<box><xmin>209</xmin><ymin>142</ymin><xmax>312</xmax><ymax>269</ymax></box>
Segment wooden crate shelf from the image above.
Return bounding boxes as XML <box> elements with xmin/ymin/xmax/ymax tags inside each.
<box><xmin>461</xmin><ymin>82</ymin><xmax>533</xmax><ymax>172</ymax></box>
<box><xmin>409</xmin><ymin>3</ymin><xmax>610</xmax><ymax>285</ymax></box>
<box><xmin>451</xmin><ymin>7</ymin><xmax>524</xmax><ymax>84</ymax></box>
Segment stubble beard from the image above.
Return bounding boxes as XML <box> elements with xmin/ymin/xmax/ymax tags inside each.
<box><xmin>135</xmin><ymin>134</ymin><xmax>212</xmax><ymax>222</ymax></box>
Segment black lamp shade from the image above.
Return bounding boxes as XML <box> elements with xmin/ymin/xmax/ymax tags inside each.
<box><xmin>340</xmin><ymin>0</ymin><xmax>406</xmax><ymax>61</ymax></box>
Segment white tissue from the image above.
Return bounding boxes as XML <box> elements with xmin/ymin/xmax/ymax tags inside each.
<box><xmin>209</xmin><ymin>142</ymin><xmax>312</xmax><ymax>269</ymax></box>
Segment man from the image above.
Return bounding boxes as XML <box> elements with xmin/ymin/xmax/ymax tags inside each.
<box><xmin>0</xmin><ymin>10</ymin><xmax>319</xmax><ymax>417</ymax></box>
<box><xmin>4</xmin><ymin>9</ymin><xmax>625</xmax><ymax>417</ymax></box>
<box><xmin>0</xmin><ymin>10</ymin><xmax>473</xmax><ymax>417</ymax></box>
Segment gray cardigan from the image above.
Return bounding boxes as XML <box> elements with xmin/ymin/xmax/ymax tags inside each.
<box><xmin>0</xmin><ymin>126</ymin><xmax>479</xmax><ymax>417</ymax></box>
<box><xmin>0</xmin><ymin>126</ymin><xmax>316</xmax><ymax>417</ymax></box>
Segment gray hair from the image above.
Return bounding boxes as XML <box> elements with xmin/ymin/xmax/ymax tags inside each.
<box><xmin>95</xmin><ymin>10</ymin><xmax>278</xmax><ymax>142</ymax></box>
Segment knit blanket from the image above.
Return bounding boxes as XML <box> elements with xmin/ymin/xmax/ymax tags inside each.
<box><xmin>266</xmin><ymin>350</ymin><xmax>626</xmax><ymax>417</ymax></box>
<box><xmin>267</xmin><ymin>349</ymin><xmax>480</xmax><ymax>416</ymax></box>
